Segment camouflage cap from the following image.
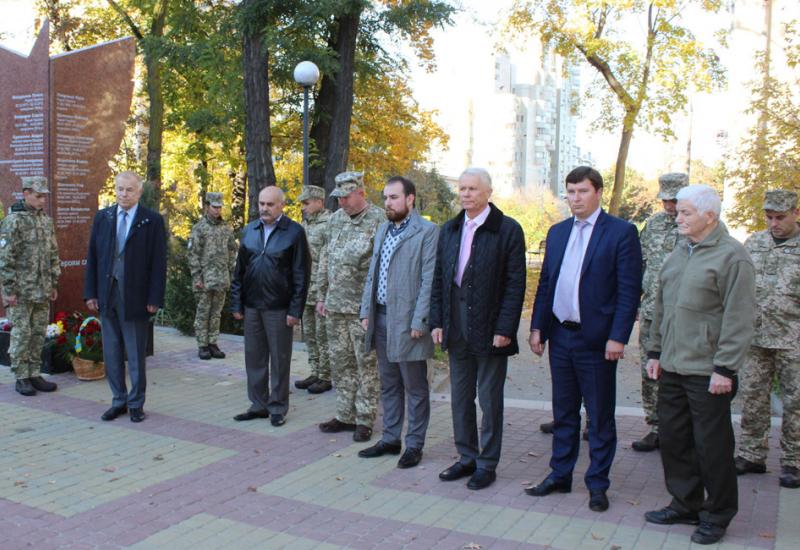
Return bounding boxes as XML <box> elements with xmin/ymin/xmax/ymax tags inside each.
<box><xmin>21</xmin><ymin>176</ymin><xmax>49</xmax><ymax>193</ymax></box>
<box><xmin>298</xmin><ymin>185</ymin><xmax>325</xmax><ymax>202</ymax></box>
<box><xmin>205</xmin><ymin>192</ymin><xmax>223</xmax><ymax>207</ymax></box>
<box><xmin>657</xmin><ymin>173</ymin><xmax>688</xmax><ymax>200</ymax></box>
<box><xmin>764</xmin><ymin>189</ymin><xmax>798</xmax><ymax>212</ymax></box>
<box><xmin>330</xmin><ymin>171</ymin><xmax>364</xmax><ymax>198</ymax></box>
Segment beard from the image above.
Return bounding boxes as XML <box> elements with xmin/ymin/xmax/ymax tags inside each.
<box><xmin>385</xmin><ymin>205</ymin><xmax>409</xmax><ymax>222</ymax></box>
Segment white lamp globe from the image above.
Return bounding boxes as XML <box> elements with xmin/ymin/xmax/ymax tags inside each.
<box><xmin>294</xmin><ymin>61</ymin><xmax>320</xmax><ymax>87</ymax></box>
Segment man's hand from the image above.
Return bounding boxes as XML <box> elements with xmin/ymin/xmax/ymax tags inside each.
<box><xmin>709</xmin><ymin>372</ymin><xmax>733</xmax><ymax>394</ymax></box>
<box><xmin>605</xmin><ymin>339</ymin><xmax>625</xmax><ymax>361</ymax></box>
<box><xmin>493</xmin><ymin>334</ymin><xmax>511</xmax><ymax>348</ymax></box>
<box><xmin>410</xmin><ymin>329</ymin><xmax>423</xmax><ymax>339</ymax></box>
<box><xmin>529</xmin><ymin>330</ymin><xmax>544</xmax><ymax>356</ymax></box>
<box><xmin>286</xmin><ymin>315</ymin><xmax>300</xmax><ymax>327</ymax></box>
<box><xmin>646</xmin><ymin>358</ymin><xmax>661</xmax><ymax>380</ymax></box>
<box><xmin>316</xmin><ymin>301</ymin><xmax>327</xmax><ymax>317</ymax></box>
<box><xmin>5</xmin><ymin>294</ymin><xmax>17</xmax><ymax>307</ymax></box>
<box><xmin>431</xmin><ymin>328</ymin><xmax>443</xmax><ymax>345</ymax></box>
<box><xmin>194</xmin><ymin>281</ymin><xmax>205</xmax><ymax>289</ymax></box>
<box><xmin>85</xmin><ymin>298</ymin><xmax>98</xmax><ymax>312</ymax></box>
<box><xmin>50</xmin><ymin>289</ymin><xmax>58</xmax><ymax>301</ymax></box>
<box><xmin>360</xmin><ymin>318</ymin><xmax>369</xmax><ymax>331</ymax></box>
<box><xmin>146</xmin><ymin>305</ymin><xmax>159</xmax><ymax>314</ymax></box>
<box><xmin>233</xmin><ymin>311</ymin><xmax>244</xmax><ymax>320</ymax></box>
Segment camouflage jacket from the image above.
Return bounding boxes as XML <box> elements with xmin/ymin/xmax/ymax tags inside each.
<box><xmin>302</xmin><ymin>209</ymin><xmax>331</xmax><ymax>298</ymax></box>
<box><xmin>0</xmin><ymin>201</ymin><xmax>60</xmax><ymax>302</ymax></box>
<box><xmin>187</xmin><ymin>215</ymin><xmax>238</xmax><ymax>290</ymax></box>
<box><xmin>317</xmin><ymin>203</ymin><xmax>384</xmax><ymax>314</ymax></box>
<box><xmin>639</xmin><ymin>210</ymin><xmax>680</xmax><ymax>320</ymax></box>
<box><xmin>745</xmin><ymin>228</ymin><xmax>800</xmax><ymax>349</ymax></box>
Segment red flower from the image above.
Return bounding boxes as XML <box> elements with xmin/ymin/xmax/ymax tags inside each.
<box><xmin>85</xmin><ymin>337</ymin><xmax>94</xmax><ymax>347</ymax></box>
<box><xmin>54</xmin><ymin>311</ymin><xmax>68</xmax><ymax>323</ymax></box>
<box><xmin>56</xmin><ymin>335</ymin><xmax>67</xmax><ymax>345</ymax></box>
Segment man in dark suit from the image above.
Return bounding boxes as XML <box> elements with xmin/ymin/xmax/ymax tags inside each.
<box><xmin>527</xmin><ymin>166</ymin><xmax>642</xmax><ymax>511</ymax></box>
<box><xmin>84</xmin><ymin>171</ymin><xmax>167</xmax><ymax>423</ymax></box>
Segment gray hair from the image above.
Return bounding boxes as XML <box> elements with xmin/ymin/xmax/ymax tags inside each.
<box><xmin>459</xmin><ymin>167</ymin><xmax>492</xmax><ymax>189</ymax></box>
<box><xmin>115</xmin><ymin>171</ymin><xmax>144</xmax><ymax>190</ymax></box>
<box><xmin>676</xmin><ymin>184</ymin><xmax>721</xmax><ymax>219</ymax></box>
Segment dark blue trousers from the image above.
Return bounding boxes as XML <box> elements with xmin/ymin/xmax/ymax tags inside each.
<box><xmin>548</xmin><ymin>323</ymin><xmax>617</xmax><ymax>491</ymax></box>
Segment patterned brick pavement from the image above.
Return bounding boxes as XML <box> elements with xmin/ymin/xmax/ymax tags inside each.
<box><xmin>0</xmin><ymin>328</ymin><xmax>797</xmax><ymax>549</ymax></box>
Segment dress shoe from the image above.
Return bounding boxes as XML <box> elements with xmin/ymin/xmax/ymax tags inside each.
<box><xmin>353</xmin><ymin>425</ymin><xmax>372</xmax><ymax>442</ymax></box>
<box><xmin>358</xmin><ymin>440</ymin><xmax>401</xmax><ymax>458</ymax></box>
<box><xmin>525</xmin><ymin>477</ymin><xmax>572</xmax><ymax>496</ymax></box>
<box><xmin>588</xmin><ymin>489</ymin><xmax>609</xmax><ymax>512</ymax></box>
<box><xmin>644</xmin><ymin>506</ymin><xmax>700</xmax><ymax>525</ymax></box>
<box><xmin>735</xmin><ymin>456</ymin><xmax>766</xmax><ymax>475</ymax></box>
<box><xmin>397</xmin><ymin>448</ymin><xmax>423</xmax><ymax>469</ymax></box>
<box><xmin>691</xmin><ymin>521</ymin><xmax>726</xmax><ymax>545</ymax></box>
<box><xmin>467</xmin><ymin>468</ymin><xmax>496</xmax><ymax>490</ymax></box>
<box><xmin>29</xmin><ymin>376</ymin><xmax>57</xmax><ymax>392</ymax></box>
<box><xmin>632</xmin><ymin>431</ymin><xmax>659</xmax><ymax>452</ymax></box>
<box><xmin>270</xmin><ymin>414</ymin><xmax>285</xmax><ymax>426</ymax></box>
<box><xmin>198</xmin><ymin>346</ymin><xmax>212</xmax><ymax>360</ymax></box>
<box><xmin>129</xmin><ymin>408</ymin><xmax>145</xmax><ymax>423</ymax></box>
<box><xmin>318</xmin><ymin>418</ymin><xmax>356</xmax><ymax>433</ymax></box>
<box><xmin>294</xmin><ymin>375</ymin><xmax>319</xmax><ymax>390</ymax></box>
<box><xmin>15</xmin><ymin>379</ymin><xmax>36</xmax><ymax>396</ymax></box>
<box><xmin>308</xmin><ymin>379</ymin><xmax>332</xmax><ymax>394</ymax></box>
<box><xmin>439</xmin><ymin>461</ymin><xmax>476</xmax><ymax>481</ymax></box>
<box><xmin>234</xmin><ymin>410</ymin><xmax>269</xmax><ymax>421</ymax></box>
<box><xmin>101</xmin><ymin>405</ymin><xmax>127</xmax><ymax>421</ymax></box>
<box><xmin>539</xmin><ymin>420</ymin><xmax>554</xmax><ymax>434</ymax></box>
<box><xmin>780</xmin><ymin>466</ymin><xmax>800</xmax><ymax>488</ymax></box>
<box><xmin>207</xmin><ymin>343</ymin><xmax>226</xmax><ymax>359</ymax></box>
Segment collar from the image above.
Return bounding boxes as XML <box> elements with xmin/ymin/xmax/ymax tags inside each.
<box><xmin>259</xmin><ymin>214</ymin><xmax>283</xmax><ymax>230</ymax></box>
<box><xmin>118</xmin><ymin>203</ymin><xmax>138</xmax><ymax>220</ymax></box>
<box><xmin>449</xmin><ymin>203</ymin><xmax>504</xmax><ymax>233</ymax></box>
<box><xmin>574</xmin><ymin>206</ymin><xmax>602</xmax><ymax>227</ymax></box>
<box><xmin>464</xmin><ymin>204</ymin><xmax>491</xmax><ymax>227</ymax></box>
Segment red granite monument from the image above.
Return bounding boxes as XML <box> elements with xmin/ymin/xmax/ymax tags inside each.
<box><xmin>0</xmin><ymin>21</ymin><xmax>136</xmax><ymax>315</ymax></box>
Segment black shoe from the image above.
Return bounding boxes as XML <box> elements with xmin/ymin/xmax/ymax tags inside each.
<box><xmin>101</xmin><ymin>405</ymin><xmax>127</xmax><ymax>421</ymax></box>
<box><xmin>198</xmin><ymin>346</ymin><xmax>212</xmax><ymax>360</ymax></box>
<box><xmin>234</xmin><ymin>410</ymin><xmax>269</xmax><ymax>421</ymax></box>
<box><xmin>780</xmin><ymin>466</ymin><xmax>800</xmax><ymax>489</ymax></box>
<box><xmin>397</xmin><ymin>448</ymin><xmax>423</xmax><ymax>469</ymax></box>
<box><xmin>29</xmin><ymin>376</ymin><xmax>57</xmax><ymax>392</ymax></box>
<box><xmin>294</xmin><ymin>375</ymin><xmax>320</xmax><ymax>390</ymax></box>
<box><xmin>525</xmin><ymin>477</ymin><xmax>572</xmax><ymax>496</ymax></box>
<box><xmin>589</xmin><ymin>489</ymin><xmax>609</xmax><ymax>512</ymax></box>
<box><xmin>353</xmin><ymin>425</ymin><xmax>372</xmax><ymax>442</ymax></box>
<box><xmin>439</xmin><ymin>461</ymin><xmax>476</xmax><ymax>481</ymax></box>
<box><xmin>735</xmin><ymin>456</ymin><xmax>766</xmax><ymax>475</ymax></box>
<box><xmin>319</xmin><ymin>418</ymin><xmax>356</xmax><ymax>433</ymax></box>
<box><xmin>632</xmin><ymin>431</ymin><xmax>659</xmax><ymax>452</ymax></box>
<box><xmin>467</xmin><ymin>468</ymin><xmax>496</xmax><ymax>490</ymax></box>
<box><xmin>644</xmin><ymin>506</ymin><xmax>700</xmax><ymax>525</ymax></box>
<box><xmin>539</xmin><ymin>420</ymin><xmax>554</xmax><ymax>434</ymax></box>
<box><xmin>207</xmin><ymin>343</ymin><xmax>225</xmax><ymax>359</ymax></box>
<box><xmin>270</xmin><ymin>414</ymin><xmax>285</xmax><ymax>426</ymax></box>
<box><xmin>308</xmin><ymin>379</ymin><xmax>332</xmax><ymax>394</ymax></box>
<box><xmin>691</xmin><ymin>521</ymin><xmax>726</xmax><ymax>545</ymax></box>
<box><xmin>15</xmin><ymin>379</ymin><xmax>36</xmax><ymax>396</ymax></box>
<box><xmin>358</xmin><ymin>440</ymin><xmax>401</xmax><ymax>458</ymax></box>
<box><xmin>129</xmin><ymin>408</ymin><xmax>145</xmax><ymax>423</ymax></box>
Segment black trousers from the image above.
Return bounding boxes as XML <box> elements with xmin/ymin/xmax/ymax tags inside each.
<box><xmin>658</xmin><ymin>371</ymin><xmax>738</xmax><ymax>527</ymax></box>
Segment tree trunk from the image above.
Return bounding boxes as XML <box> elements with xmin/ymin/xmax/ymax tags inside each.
<box><xmin>229</xmin><ymin>163</ymin><xmax>246</xmax><ymax>232</ymax></box>
<box><xmin>610</xmin><ymin>124</ymin><xmax>634</xmax><ymax>216</ymax></box>
<box><xmin>144</xmin><ymin>49</ymin><xmax>164</xmax><ymax>203</ymax></box>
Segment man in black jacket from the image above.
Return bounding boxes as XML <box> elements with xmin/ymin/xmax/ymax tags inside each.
<box><xmin>230</xmin><ymin>186</ymin><xmax>310</xmax><ymax>426</ymax></box>
<box><xmin>430</xmin><ymin>167</ymin><xmax>526</xmax><ymax>490</ymax></box>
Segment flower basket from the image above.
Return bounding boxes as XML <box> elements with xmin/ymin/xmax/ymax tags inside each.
<box><xmin>72</xmin><ymin>356</ymin><xmax>105</xmax><ymax>381</ymax></box>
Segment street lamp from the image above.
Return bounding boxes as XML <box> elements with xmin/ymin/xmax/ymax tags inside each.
<box><xmin>293</xmin><ymin>61</ymin><xmax>320</xmax><ymax>188</ymax></box>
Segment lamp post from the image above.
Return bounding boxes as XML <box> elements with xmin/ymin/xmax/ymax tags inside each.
<box><xmin>293</xmin><ymin>61</ymin><xmax>320</xmax><ymax>188</ymax></box>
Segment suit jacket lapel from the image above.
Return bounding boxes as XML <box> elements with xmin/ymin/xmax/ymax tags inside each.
<box><xmin>550</xmin><ymin>219</ymin><xmax>572</xmax><ymax>283</ymax></box>
<box><xmin>581</xmin><ymin>210</ymin><xmax>607</xmax><ymax>277</ymax></box>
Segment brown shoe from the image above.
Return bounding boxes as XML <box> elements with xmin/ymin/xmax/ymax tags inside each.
<box><xmin>353</xmin><ymin>425</ymin><xmax>372</xmax><ymax>442</ymax></box>
<box><xmin>319</xmin><ymin>418</ymin><xmax>356</xmax><ymax>433</ymax></box>
<box><xmin>295</xmin><ymin>375</ymin><xmax>319</xmax><ymax>390</ymax></box>
<box><xmin>632</xmin><ymin>431</ymin><xmax>659</xmax><ymax>452</ymax></box>
<box><xmin>207</xmin><ymin>343</ymin><xmax>226</xmax><ymax>359</ymax></box>
<box><xmin>308</xmin><ymin>379</ymin><xmax>332</xmax><ymax>394</ymax></box>
<box><xmin>539</xmin><ymin>420</ymin><xmax>554</xmax><ymax>434</ymax></box>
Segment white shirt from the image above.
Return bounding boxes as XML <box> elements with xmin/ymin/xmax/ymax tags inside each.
<box><xmin>262</xmin><ymin>215</ymin><xmax>282</xmax><ymax>248</ymax></box>
<box><xmin>553</xmin><ymin>206</ymin><xmax>601</xmax><ymax>322</ymax></box>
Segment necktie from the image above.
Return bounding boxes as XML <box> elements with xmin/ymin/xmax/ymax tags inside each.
<box><xmin>553</xmin><ymin>220</ymin><xmax>588</xmax><ymax>322</ymax></box>
<box><xmin>117</xmin><ymin>210</ymin><xmax>128</xmax><ymax>255</ymax></box>
<box><xmin>455</xmin><ymin>219</ymin><xmax>477</xmax><ymax>287</ymax></box>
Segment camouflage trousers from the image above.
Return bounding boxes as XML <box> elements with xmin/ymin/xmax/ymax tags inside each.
<box><xmin>303</xmin><ymin>304</ymin><xmax>330</xmax><ymax>381</ymax></box>
<box><xmin>325</xmin><ymin>312</ymin><xmax>379</xmax><ymax>427</ymax></box>
<box><xmin>738</xmin><ymin>345</ymin><xmax>800</xmax><ymax>468</ymax></box>
<box><xmin>638</xmin><ymin>318</ymin><xmax>658</xmax><ymax>433</ymax></box>
<box><xmin>194</xmin><ymin>288</ymin><xmax>226</xmax><ymax>347</ymax></box>
<box><xmin>8</xmin><ymin>301</ymin><xmax>49</xmax><ymax>379</ymax></box>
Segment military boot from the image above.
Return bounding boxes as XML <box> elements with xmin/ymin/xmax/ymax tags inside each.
<box><xmin>295</xmin><ymin>375</ymin><xmax>319</xmax><ymax>390</ymax></box>
<box><xmin>780</xmin><ymin>466</ymin><xmax>800</xmax><ymax>489</ymax></box>
<box><xmin>207</xmin><ymin>343</ymin><xmax>226</xmax><ymax>359</ymax></box>
<box><xmin>308</xmin><ymin>379</ymin><xmax>332</xmax><ymax>394</ymax></box>
<box><xmin>198</xmin><ymin>346</ymin><xmax>212</xmax><ymax>360</ymax></box>
<box><xmin>29</xmin><ymin>376</ymin><xmax>57</xmax><ymax>392</ymax></box>
<box><xmin>735</xmin><ymin>456</ymin><xmax>766</xmax><ymax>475</ymax></box>
<box><xmin>15</xmin><ymin>379</ymin><xmax>36</xmax><ymax>396</ymax></box>
<box><xmin>632</xmin><ymin>431</ymin><xmax>659</xmax><ymax>452</ymax></box>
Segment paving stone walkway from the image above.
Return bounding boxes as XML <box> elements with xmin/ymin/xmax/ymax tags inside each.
<box><xmin>0</xmin><ymin>328</ymin><xmax>797</xmax><ymax>549</ymax></box>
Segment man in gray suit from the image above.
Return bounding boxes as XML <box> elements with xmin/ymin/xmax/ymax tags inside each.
<box><xmin>359</xmin><ymin>176</ymin><xmax>438</xmax><ymax>468</ymax></box>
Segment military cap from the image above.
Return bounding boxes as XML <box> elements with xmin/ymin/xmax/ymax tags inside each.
<box><xmin>205</xmin><ymin>192</ymin><xmax>223</xmax><ymax>207</ymax></box>
<box><xmin>298</xmin><ymin>185</ymin><xmax>325</xmax><ymax>202</ymax></box>
<box><xmin>330</xmin><ymin>171</ymin><xmax>365</xmax><ymax>198</ymax></box>
<box><xmin>21</xmin><ymin>176</ymin><xmax>49</xmax><ymax>193</ymax></box>
<box><xmin>657</xmin><ymin>173</ymin><xmax>688</xmax><ymax>200</ymax></box>
<box><xmin>764</xmin><ymin>189</ymin><xmax>798</xmax><ymax>212</ymax></box>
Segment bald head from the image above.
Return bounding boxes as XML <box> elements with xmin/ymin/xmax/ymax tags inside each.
<box><xmin>258</xmin><ymin>185</ymin><xmax>285</xmax><ymax>225</ymax></box>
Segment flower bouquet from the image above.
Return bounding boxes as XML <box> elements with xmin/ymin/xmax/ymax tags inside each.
<box><xmin>50</xmin><ymin>311</ymin><xmax>105</xmax><ymax>380</ymax></box>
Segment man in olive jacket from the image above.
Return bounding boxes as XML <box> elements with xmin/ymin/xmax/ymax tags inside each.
<box><xmin>645</xmin><ymin>184</ymin><xmax>755</xmax><ymax>546</ymax></box>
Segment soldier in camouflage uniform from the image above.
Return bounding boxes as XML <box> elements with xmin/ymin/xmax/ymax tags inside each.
<box><xmin>294</xmin><ymin>185</ymin><xmax>333</xmax><ymax>394</ymax></box>
<box><xmin>316</xmin><ymin>171</ymin><xmax>385</xmax><ymax>442</ymax></box>
<box><xmin>736</xmin><ymin>189</ymin><xmax>800</xmax><ymax>489</ymax></box>
<box><xmin>633</xmin><ymin>172</ymin><xmax>687</xmax><ymax>452</ymax></box>
<box><xmin>0</xmin><ymin>177</ymin><xmax>60</xmax><ymax>396</ymax></box>
<box><xmin>188</xmin><ymin>192</ymin><xmax>238</xmax><ymax>360</ymax></box>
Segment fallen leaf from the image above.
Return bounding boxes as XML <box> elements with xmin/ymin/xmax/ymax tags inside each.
<box><xmin>463</xmin><ymin>544</ymin><xmax>482</xmax><ymax>550</ymax></box>
<box><xmin>335</xmin><ymin>476</ymin><xmax>344</xmax><ymax>481</ymax></box>
<box><xmin>247</xmin><ymin>486</ymin><xmax>257</xmax><ymax>492</ymax></box>
<box><xmin>527</xmin><ymin>451</ymin><xmax>539</xmax><ymax>457</ymax></box>
<box><xmin>102</xmin><ymin>467</ymin><xmax>116</xmax><ymax>473</ymax></box>
<box><xmin>329</xmin><ymin>439</ymin><xmax>336</xmax><ymax>442</ymax></box>
<box><xmin>152</xmin><ymin>455</ymin><xmax>164</xmax><ymax>461</ymax></box>
<box><xmin>591</xmin><ymin>533</ymin><xmax>604</xmax><ymax>540</ymax></box>
<box><xmin>334</xmin><ymin>453</ymin><xmax>342</xmax><ymax>458</ymax></box>
<box><xmin>611</xmin><ymin>546</ymin><xmax>622</xmax><ymax>550</ymax></box>
<box><xmin>109</xmin><ymin>477</ymin><xmax>120</xmax><ymax>482</ymax></box>
<box><xmin>518</xmin><ymin>459</ymin><xmax>528</xmax><ymax>463</ymax></box>
<box><xmin>626</xmin><ymin>499</ymin><xmax>640</xmax><ymax>506</ymax></box>
<box><xmin>13</xmin><ymin>481</ymin><xmax>26</xmax><ymax>487</ymax></box>
<box><xmin>759</xmin><ymin>532</ymin><xmax>775</xmax><ymax>539</ymax></box>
